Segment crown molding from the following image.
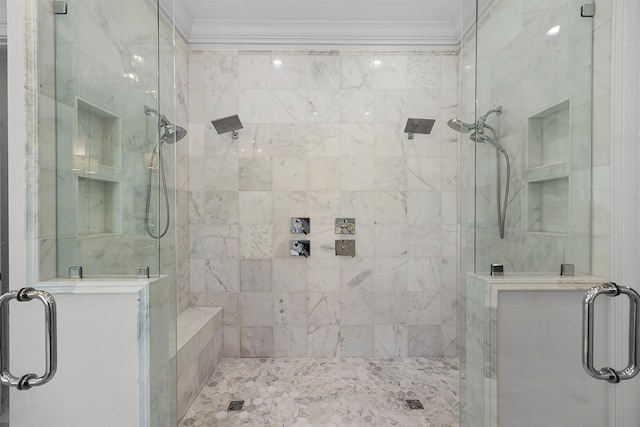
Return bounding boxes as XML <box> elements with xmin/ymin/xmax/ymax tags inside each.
<box><xmin>186</xmin><ymin>19</ymin><xmax>459</xmax><ymax>49</ymax></box>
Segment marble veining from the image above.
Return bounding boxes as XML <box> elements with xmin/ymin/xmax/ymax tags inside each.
<box><xmin>180</xmin><ymin>357</ymin><xmax>459</xmax><ymax>427</ymax></box>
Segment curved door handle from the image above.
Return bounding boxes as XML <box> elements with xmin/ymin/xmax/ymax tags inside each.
<box><xmin>0</xmin><ymin>287</ymin><xmax>57</xmax><ymax>390</ymax></box>
<box><xmin>583</xmin><ymin>282</ymin><xmax>640</xmax><ymax>383</ymax></box>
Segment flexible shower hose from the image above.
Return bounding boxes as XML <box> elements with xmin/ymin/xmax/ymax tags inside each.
<box><xmin>144</xmin><ymin>143</ymin><xmax>171</xmax><ymax>239</ymax></box>
<box><xmin>485</xmin><ymin>126</ymin><xmax>510</xmax><ymax>239</ymax></box>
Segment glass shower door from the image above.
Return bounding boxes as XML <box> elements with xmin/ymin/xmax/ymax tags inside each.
<box><xmin>459</xmin><ymin>0</ymin><xmax>640</xmax><ymax>425</ymax></box>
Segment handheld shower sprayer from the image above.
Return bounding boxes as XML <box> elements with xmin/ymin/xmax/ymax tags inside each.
<box><xmin>447</xmin><ymin>106</ymin><xmax>510</xmax><ymax>239</ymax></box>
<box><xmin>143</xmin><ymin>105</ymin><xmax>188</xmax><ymax>239</ymax></box>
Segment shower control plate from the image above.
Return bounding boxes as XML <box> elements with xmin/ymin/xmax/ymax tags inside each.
<box><xmin>335</xmin><ymin>218</ymin><xmax>355</xmax><ymax>234</ymax></box>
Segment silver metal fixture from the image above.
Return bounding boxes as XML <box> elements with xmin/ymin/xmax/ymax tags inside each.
<box><xmin>404</xmin><ymin>118</ymin><xmax>435</xmax><ymax>139</ymax></box>
<box><xmin>561</xmin><ymin>263</ymin><xmax>575</xmax><ymax>276</ymax></box>
<box><xmin>581</xmin><ymin>4</ymin><xmax>595</xmax><ymax>17</ymax></box>
<box><xmin>335</xmin><ymin>218</ymin><xmax>356</xmax><ymax>235</ymax></box>
<box><xmin>53</xmin><ymin>1</ymin><xmax>67</xmax><ymax>14</ymax></box>
<box><xmin>211</xmin><ymin>115</ymin><xmax>243</xmax><ymax>139</ymax></box>
<box><xmin>335</xmin><ymin>240</ymin><xmax>355</xmax><ymax>257</ymax></box>
<box><xmin>136</xmin><ymin>266</ymin><xmax>150</xmax><ymax>279</ymax></box>
<box><xmin>448</xmin><ymin>107</ymin><xmax>510</xmax><ymax>239</ymax></box>
<box><xmin>0</xmin><ymin>288</ymin><xmax>57</xmax><ymax>390</ymax></box>
<box><xmin>290</xmin><ymin>240</ymin><xmax>310</xmax><ymax>258</ymax></box>
<box><xmin>144</xmin><ymin>105</ymin><xmax>187</xmax><ymax>145</ymax></box>
<box><xmin>583</xmin><ymin>282</ymin><xmax>640</xmax><ymax>383</ymax></box>
<box><xmin>68</xmin><ymin>265</ymin><xmax>83</xmax><ymax>279</ymax></box>
<box><xmin>290</xmin><ymin>218</ymin><xmax>310</xmax><ymax>235</ymax></box>
<box><xmin>490</xmin><ymin>263</ymin><xmax>504</xmax><ymax>276</ymax></box>
<box><xmin>143</xmin><ymin>106</ymin><xmax>188</xmax><ymax>239</ymax></box>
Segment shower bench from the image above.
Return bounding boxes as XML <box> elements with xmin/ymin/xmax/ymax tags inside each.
<box><xmin>177</xmin><ymin>306</ymin><xmax>223</xmax><ymax>421</ymax></box>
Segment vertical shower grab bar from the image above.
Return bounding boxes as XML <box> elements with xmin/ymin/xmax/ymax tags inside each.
<box><xmin>0</xmin><ymin>287</ymin><xmax>57</xmax><ymax>390</ymax></box>
<box><xmin>583</xmin><ymin>282</ymin><xmax>640</xmax><ymax>383</ymax></box>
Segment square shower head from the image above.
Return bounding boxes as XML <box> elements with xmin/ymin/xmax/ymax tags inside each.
<box><xmin>404</xmin><ymin>118</ymin><xmax>436</xmax><ymax>135</ymax></box>
<box><xmin>211</xmin><ymin>115</ymin><xmax>243</xmax><ymax>135</ymax></box>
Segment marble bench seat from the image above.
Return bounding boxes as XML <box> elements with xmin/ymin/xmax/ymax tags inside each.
<box><xmin>177</xmin><ymin>306</ymin><xmax>223</xmax><ymax>421</ymax></box>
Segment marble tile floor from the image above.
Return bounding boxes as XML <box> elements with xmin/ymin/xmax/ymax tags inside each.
<box><xmin>180</xmin><ymin>357</ymin><xmax>459</xmax><ymax>427</ymax></box>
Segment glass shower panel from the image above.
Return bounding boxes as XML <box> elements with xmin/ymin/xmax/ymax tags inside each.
<box><xmin>473</xmin><ymin>0</ymin><xmax>594</xmax><ymax>274</ymax></box>
<box><xmin>55</xmin><ymin>0</ymin><xmax>163</xmax><ymax>277</ymax></box>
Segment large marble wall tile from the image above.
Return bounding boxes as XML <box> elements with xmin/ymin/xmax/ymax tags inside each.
<box><xmin>307</xmin><ymin>293</ymin><xmax>341</xmax><ymax>325</ymax></box>
<box><xmin>240</xmin><ymin>293</ymin><xmax>274</xmax><ymax>326</ymax></box>
<box><xmin>239</xmin><ymin>90</ymin><xmax>273</xmax><ymax>123</ymax></box>
<box><xmin>307</xmin><ymin>158</ymin><xmax>341</xmax><ymax>191</ymax></box>
<box><xmin>240</xmin><ymin>259</ymin><xmax>272</xmax><ymax>292</ymax></box>
<box><xmin>373</xmin><ymin>292</ymin><xmax>407</xmax><ymax>324</ymax></box>
<box><xmin>273</xmin><ymin>326</ymin><xmax>307</xmax><ymax>357</ymax></box>
<box><xmin>340</xmin><ymin>54</ymin><xmax>375</xmax><ymax>90</ymax></box>
<box><xmin>307</xmin><ymin>325</ymin><xmax>340</xmax><ymax>357</ymax></box>
<box><xmin>238</xmin><ymin>55</ymin><xmax>273</xmax><ymax>89</ymax></box>
<box><xmin>202</xmin><ymin>54</ymin><xmax>239</xmax><ymax>90</ymax></box>
<box><xmin>307</xmin><ymin>55</ymin><xmax>341</xmax><ymax>90</ymax></box>
<box><xmin>205</xmin><ymin>259</ymin><xmax>239</xmax><ymax>293</ymax></box>
<box><xmin>374</xmin><ymin>191</ymin><xmax>408</xmax><ymax>224</ymax></box>
<box><xmin>272</xmin><ymin>55</ymin><xmax>307</xmax><ymax>89</ymax></box>
<box><xmin>239</xmin><ymin>225</ymin><xmax>273</xmax><ymax>259</ymax></box>
<box><xmin>374</xmin><ymin>158</ymin><xmax>407</xmax><ymax>191</ymax></box>
<box><xmin>340</xmin><ymin>158</ymin><xmax>374</xmax><ymax>191</ymax></box>
<box><xmin>341</xmin><ymin>292</ymin><xmax>373</xmax><ymax>325</ymax></box>
<box><xmin>307</xmin><ymin>258</ymin><xmax>341</xmax><ymax>292</ymax></box>
<box><xmin>273</xmin><ymin>90</ymin><xmax>307</xmax><ymax>123</ymax></box>
<box><xmin>373</xmin><ymin>55</ymin><xmax>408</xmax><ymax>90</ymax></box>
<box><xmin>273</xmin><ymin>292</ymin><xmax>307</xmax><ymax>325</ymax></box>
<box><xmin>408</xmin><ymin>326</ymin><xmax>443</xmax><ymax>357</ymax></box>
<box><xmin>273</xmin><ymin>157</ymin><xmax>307</xmax><ymax>191</ymax></box>
<box><xmin>240</xmin><ymin>326</ymin><xmax>274</xmax><ymax>357</ymax></box>
<box><xmin>340</xmin><ymin>325</ymin><xmax>374</xmax><ymax>357</ymax></box>
<box><xmin>373</xmin><ymin>258</ymin><xmax>407</xmax><ymax>292</ymax></box>
<box><xmin>239</xmin><ymin>191</ymin><xmax>274</xmax><ymax>225</ymax></box>
<box><xmin>374</xmin><ymin>225</ymin><xmax>408</xmax><ymax>257</ymax></box>
<box><xmin>307</xmin><ymin>91</ymin><xmax>341</xmax><ymax>123</ymax></box>
<box><xmin>239</xmin><ymin>158</ymin><xmax>273</xmax><ymax>191</ymax></box>
<box><xmin>408</xmin><ymin>55</ymin><xmax>442</xmax><ymax>89</ymax></box>
<box><xmin>373</xmin><ymin>325</ymin><xmax>408</xmax><ymax>357</ymax></box>
<box><xmin>340</xmin><ymin>258</ymin><xmax>375</xmax><ymax>292</ymax></box>
<box><xmin>407</xmin><ymin>191</ymin><xmax>441</xmax><ymax>225</ymax></box>
<box><xmin>272</xmin><ymin>259</ymin><xmax>307</xmax><ymax>292</ymax></box>
<box><xmin>407</xmin><ymin>291</ymin><xmax>442</xmax><ymax>325</ymax></box>
<box><xmin>339</xmin><ymin>90</ymin><xmax>375</xmax><ymax>123</ymax></box>
<box><xmin>306</xmin><ymin>124</ymin><xmax>342</xmax><ymax>157</ymax></box>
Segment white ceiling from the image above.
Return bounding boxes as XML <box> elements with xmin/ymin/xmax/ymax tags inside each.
<box><xmin>168</xmin><ymin>0</ymin><xmax>466</xmax><ymax>50</ymax></box>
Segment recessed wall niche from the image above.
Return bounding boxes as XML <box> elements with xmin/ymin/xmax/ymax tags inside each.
<box><xmin>74</xmin><ymin>98</ymin><xmax>122</xmax><ymax>236</ymax></box>
<box><xmin>526</xmin><ymin>100</ymin><xmax>570</xmax><ymax>234</ymax></box>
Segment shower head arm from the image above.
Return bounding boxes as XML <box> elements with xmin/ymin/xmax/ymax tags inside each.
<box><xmin>476</xmin><ymin>106</ymin><xmax>503</xmax><ymax>130</ymax></box>
<box><xmin>478</xmin><ymin>106</ymin><xmax>503</xmax><ymax>122</ymax></box>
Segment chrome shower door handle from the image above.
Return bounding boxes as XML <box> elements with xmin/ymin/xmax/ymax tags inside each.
<box><xmin>0</xmin><ymin>287</ymin><xmax>58</xmax><ymax>390</ymax></box>
<box><xmin>583</xmin><ymin>282</ymin><xmax>640</xmax><ymax>384</ymax></box>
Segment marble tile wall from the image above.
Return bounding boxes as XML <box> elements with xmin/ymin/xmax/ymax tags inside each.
<box><xmin>186</xmin><ymin>50</ymin><xmax>459</xmax><ymax>358</ymax></box>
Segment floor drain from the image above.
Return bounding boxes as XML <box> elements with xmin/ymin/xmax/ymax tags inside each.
<box><xmin>227</xmin><ymin>400</ymin><xmax>244</xmax><ymax>411</ymax></box>
<box><xmin>406</xmin><ymin>399</ymin><xmax>424</xmax><ymax>410</ymax></box>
